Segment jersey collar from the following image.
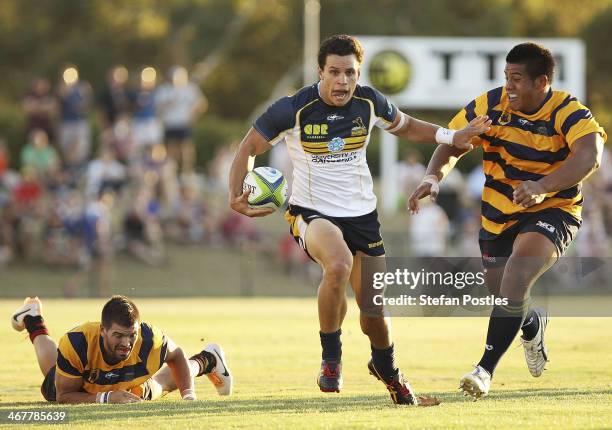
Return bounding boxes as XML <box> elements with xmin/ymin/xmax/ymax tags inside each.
<box><xmin>520</xmin><ymin>88</ymin><xmax>553</xmax><ymax>116</ymax></box>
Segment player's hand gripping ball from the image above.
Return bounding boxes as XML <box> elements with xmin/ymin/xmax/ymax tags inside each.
<box><xmin>242</xmin><ymin>167</ymin><xmax>288</xmax><ymax>210</ymax></box>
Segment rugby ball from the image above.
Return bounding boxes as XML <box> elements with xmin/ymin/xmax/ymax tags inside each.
<box><xmin>242</xmin><ymin>167</ymin><xmax>288</xmax><ymax>210</ymax></box>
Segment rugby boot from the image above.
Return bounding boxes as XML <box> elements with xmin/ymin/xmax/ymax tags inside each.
<box><xmin>317</xmin><ymin>360</ymin><xmax>343</xmax><ymax>393</ymax></box>
<box><xmin>368</xmin><ymin>360</ymin><xmax>418</xmax><ymax>405</ymax></box>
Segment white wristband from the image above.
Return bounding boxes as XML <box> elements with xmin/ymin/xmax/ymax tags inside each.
<box><xmin>97</xmin><ymin>391</ymin><xmax>111</xmax><ymax>403</ymax></box>
<box><xmin>181</xmin><ymin>388</ymin><xmax>196</xmax><ymax>400</ymax></box>
<box><xmin>435</xmin><ymin>127</ymin><xmax>455</xmax><ymax>145</ymax></box>
<box><xmin>421</xmin><ymin>175</ymin><xmax>440</xmax><ymax>197</ymax></box>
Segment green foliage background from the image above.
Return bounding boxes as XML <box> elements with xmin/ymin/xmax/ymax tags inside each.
<box><xmin>0</xmin><ymin>0</ymin><xmax>610</xmax><ymax>173</ymax></box>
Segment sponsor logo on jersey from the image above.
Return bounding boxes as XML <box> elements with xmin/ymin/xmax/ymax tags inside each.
<box><xmin>351</xmin><ymin>117</ymin><xmax>367</xmax><ymax>136</ymax></box>
<box><xmin>311</xmin><ymin>152</ymin><xmax>358</xmax><ymax>164</ymax></box>
<box><xmin>327</xmin><ymin>114</ymin><xmax>344</xmax><ymax>122</ymax></box>
<box><xmin>327</xmin><ymin>137</ymin><xmax>345</xmax><ymax>152</ymax></box>
<box><xmin>536</xmin><ymin>220</ymin><xmax>556</xmax><ymax>233</ymax></box>
<box><xmin>498</xmin><ymin>111</ymin><xmax>511</xmax><ymax>125</ymax></box>
<box><xmin>518</xmin><ymin>118</ymin><xmax>532</xmax><ymax>126</ymax></box>
<box><xmin>304</xmin><ymin>123</ymin><xmax>328</xmax><ymax>136</ymax></box>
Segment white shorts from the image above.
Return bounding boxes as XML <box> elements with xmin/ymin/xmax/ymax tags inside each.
<box><xmin>59</xmin><ymin>120</ymin><xmax>91</xmax><ymax>165</ymax></box>
<box><xmin>132</xmin><ymin>118</ymin><xmax>162</xmax><ymax>148</ymax></box>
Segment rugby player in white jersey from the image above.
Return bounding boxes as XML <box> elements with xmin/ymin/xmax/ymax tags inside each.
<box><xmin>229</xmin><ymin>34</ymin><xmax>490</xmax><ymax>405</ymax></box>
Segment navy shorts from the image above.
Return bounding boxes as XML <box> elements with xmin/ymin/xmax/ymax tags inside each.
<box><xmin>40</xmin><ymin>366</ymin><xmax>132</xmax><ymax>401</ymax></box>
<box><xmin>41</xmin><ymin>366</ymin><xmax>57</xmax><ymax>401</ymax></box>
<box><xmin>479</xmin><ymin>207</ymin><xmax>581</xmax><ymax>268</ymax></box>
<box><xmin>164</xmin><ymin>127</ymin><xmax>191</xmax><ymax>141</ymax></box>
<box><xmin>284</xmin><ymin>205</ymin><xmax>385</xmax><ymax>261</ymax></box>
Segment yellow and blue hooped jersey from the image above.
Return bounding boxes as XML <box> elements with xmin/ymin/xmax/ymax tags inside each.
<box><xmin>55</xmin><ymin>321</ymin><xmax>167</xmax><ymax>394</ymax></box>
<box><xmin>449</xmin><ymin>86</ymin><xmax>607</xmax><ymax>239</ymax></box>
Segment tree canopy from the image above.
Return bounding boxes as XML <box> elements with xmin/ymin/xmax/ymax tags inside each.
<box><xmin>0</xmin><ymin>0</ymin><xmax>610</xmax><ymax>167</ymax></box>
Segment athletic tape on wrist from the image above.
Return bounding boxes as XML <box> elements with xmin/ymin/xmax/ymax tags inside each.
<box><xmin>98</xmin><ymin>391</ymin><xmax>111</xmax><ymax>403</ymax></box>
<box><xmin>421</xmin><ymin>175</ymin><xmax>440</xmax><ymax>196</ymax></box>
<box><xmin>181</xmin><ymin>388</ymin><xmax>196</xmax><ymax>400</ymax></box>
<box><xmin>435</xmin><ymin>127</ymin><xmax>455</xmax><ymax>145</ymax></box>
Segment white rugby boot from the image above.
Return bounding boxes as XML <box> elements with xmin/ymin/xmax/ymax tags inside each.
<box><xmin>460</xmin><ymin>365</ymin><xmax>491</xmax><ymax>400</ymax></box>
<box><xmin>203</xmin><ymin>343</ymin><xmax>233</xmax><ymax>396</ymax></box>
<box><xmin>11</xmin><ymin>297</ymin><xmax>42</xmax><ymax>331</ymax></box>
<box><xmin>521</xmin><ymin>308</ymin><xmax>549</xmax><ymax>377</ymax></box>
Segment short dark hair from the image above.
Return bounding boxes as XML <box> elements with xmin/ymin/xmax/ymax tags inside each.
<box><xmin>318</xmin><ymin>35</ymin><xmax>364</xmax><ymax>69</ymax></box>
<box><xmin>506</xmin><ymin>42</ymin><xmax>555</xmax><ymax>82</ymax></box>
<box><xmin>101</xmin><ymin>295</ymin><xmax>140</xmax><ymax>329</ymax></box>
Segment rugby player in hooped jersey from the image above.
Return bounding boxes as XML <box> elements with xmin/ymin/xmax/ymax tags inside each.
<box><xmin>11</xmin><ymin>295</ymin><xmax>233</xmax><ymax>403</ymax></box>
<box><xmin>228</xmin><ymin>34</ymin><xmax>490</xmax><ymax>405</ymax></box>
<box><xmin>409</xmin><ymin>42</ymin><xmax>607</xmax><ymax>400</ymax></box>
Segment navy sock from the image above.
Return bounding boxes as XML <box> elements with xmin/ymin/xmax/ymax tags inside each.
<box><xmin>478</xmin><ymin>299</ymin><xmax>528</xmax><ymax>376</ymax></box>
<box><xmin>190</xmin><ymin>350</ymin><xmax>216</xmax><ymax>377</ymax></box>
<box><xmin>24</xmin><ymin>315</ymin><xmax>48</xmax><ymax>343</ymax></box>
<box><xmin>320</xmin><ymin>329</ymin><xmax>342</xmax><ymax>361</ymax></box>
<box><xmin>371</xmin><ymin>343</ymin><xmax>397</xmax><ymax>380</ymax></box>
<box><xmin>520</xmin><ymin>308</ymin><xmax>541</xmax><ymax>341</ymax></box>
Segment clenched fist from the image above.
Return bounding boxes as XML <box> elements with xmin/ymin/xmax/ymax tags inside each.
<box><xmin>513</xmin><ymin>180</ymin><xmax>547</xmax><ymax>208</ymax></box>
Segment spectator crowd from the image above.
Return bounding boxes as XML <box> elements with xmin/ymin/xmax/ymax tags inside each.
<box><xmin>1</xmin><ymin>66</ymin><xmax>610</xmax><ymax>295</ymax></box>
<box><xmin>0</xmin><ymin>65</ymin><xmax>263</xmax><ymax>295</ymax></box>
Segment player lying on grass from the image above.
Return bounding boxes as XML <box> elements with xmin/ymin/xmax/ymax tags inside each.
<box><xmin>11</xmin><ymin>295</ymin><xmax>233</xmax><ymax>403</ymax></box>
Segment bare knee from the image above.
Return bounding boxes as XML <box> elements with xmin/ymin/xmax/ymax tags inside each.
<box><xmin>323</xmin><ymin>260</ymin><xmax>352</xmax><ymax>288</ymax></box>
<box><xmin>501</xmin><ymin>232</ymin><xmax>557</xmax><ymax>299</ymax></box>
<box><xmin>500</xmin><ymin>261</ymin><xmax>547</xmax><ymax>299</ymax></box>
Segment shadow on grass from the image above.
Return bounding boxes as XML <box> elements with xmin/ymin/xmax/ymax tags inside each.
<box><xmin>480</xmin><ymin>387</ymin><xmax>612</xmax><ymax>402</ymax></box>
<box><xmin>1</xmin><ymin>387</ymin><xmax>610</xmax><ymax>421</ymax></box>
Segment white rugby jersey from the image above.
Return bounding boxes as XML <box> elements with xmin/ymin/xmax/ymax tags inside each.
<box><xmin>254</xmin><ymin>83</ymin><xmax>397</xmax><ymax>217</ymax></box>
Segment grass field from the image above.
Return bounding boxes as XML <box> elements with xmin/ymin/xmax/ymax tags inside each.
<box><xmin>0</xmin><ymin>298</ymin><xmax>611</xmax><ymax>429</ymax></box>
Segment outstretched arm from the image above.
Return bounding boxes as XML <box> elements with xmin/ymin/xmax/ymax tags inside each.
<box><xmin>407</xmin><ymin>144</ymin><xmax>473</xmax><ymax>214</ymax></box>
<box><xmin>55</xmin><ymin>373</ymin><xmax>141</xmax><ymax>404</ymax></box>
<box><xmin>55</xmin><ymin>374</ymin><xmax>95</xmax><ymax>404</ymax></box>
<box><xmin>228</xmin><ymin>127</ymin><xmax>275</xmax><ymax>217</ymax></box>
<box><xmin>388</xmin><ymin>111</ymin><xmax>491</xmax><ymax>150</ymax></box>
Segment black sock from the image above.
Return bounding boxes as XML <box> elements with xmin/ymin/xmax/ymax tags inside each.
<box><xmin>371</xmin><ymin>343</ymin><xmax>397</xmax><ymax>380</ymax></box>
<box><xmin>190</xmin><ymin>350</ymin><xmax>216</xmax><ymax>377</ymax></box>
<box><xmin>24</xmin><ymin>315</ymin><xmax>48</xmax><ymax>343</ymax></box>
<box><xmin>477</xmin><ymin>299</ymin><xmax>528</xmax><ymax>376</ymax></box>
<box><xmin>520</xmin><ymin>308</ymin><xmax>540</xmax><ymax>341</ymax></box>
<box><xmin>320</xmin><ymin>329</ymin><xmax>342</xmax><ymax>361</ymax></box>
